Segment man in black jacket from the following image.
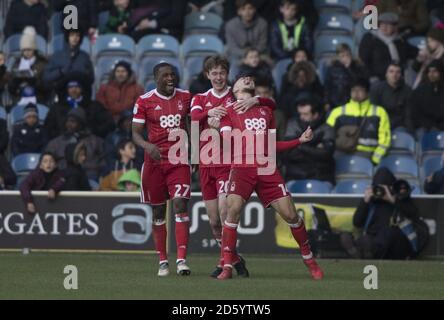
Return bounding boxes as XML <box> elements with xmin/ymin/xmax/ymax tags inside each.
<box><xmin>4</xmin><ymin>0</ymin><xmax>48</xmax><ymax>39</ymax></box>
<box><xmin>283</xmin><ymin>98</ymin><xmax>335</xmax><ymax>184</ymax></box>
<box><xmin>341</xmin><ymin>168</ymin><xmax>428</xmax><ymax>260</ymax></box>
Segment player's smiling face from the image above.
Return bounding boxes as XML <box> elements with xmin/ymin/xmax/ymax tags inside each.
<box><xmin>156</xmin><ymin>66</ymin><xmax>177</xmax><ymax>96</ymax></box>
<box><xmin>207</xmin><ymin>65</ymin><xmax>228</xmax><ymax>93</ymax></box>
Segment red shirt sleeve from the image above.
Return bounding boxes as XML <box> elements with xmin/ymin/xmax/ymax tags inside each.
<box><xmin>190</xmin><ymin>95</ymin><xmax>209</xmax><ymax>122</ymax></box>
<box><xmin>258</xmin><ymin>97</ymin><xmax>276</xmax><ymax>110</ymax></box>
<box><xmin>276</xmin><ymin>139</ymin><xmax>301</xmax><ymax>152</ymax></box>
<box><xmin>132</xmin><ymin>97</ymin><xmax>146</xmax><ymax>125</ymax></box>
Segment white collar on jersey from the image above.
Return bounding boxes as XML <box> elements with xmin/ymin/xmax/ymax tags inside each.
<box><xmin>210</xmin><ymin>87</ymin><xmax>231</xmax><ymax>99</ymax></box>
<box><xmin>154</xmin><ymin>88</ymin><xmax>176</xmax><ymax>100</ymax></box>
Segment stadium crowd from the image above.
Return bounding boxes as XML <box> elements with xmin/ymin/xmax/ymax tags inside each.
<box><xmin>0</xmin><ymin>0</ymin><xmax>444</xmax><ymax>196</ymax></box>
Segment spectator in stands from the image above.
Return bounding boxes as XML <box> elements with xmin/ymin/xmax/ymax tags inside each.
<box><xmin>117</xmin><ymin>169</ymin><xmax>141</xmax><ymax>191</ymax></box>
<box><xmin>279</xmin><ymin>60</ymin><xmax>324</xmax><ymax>117</ymax></box>
<box><xmin>101</xmin><ymin>0</ymin><xmax>132</xmax><ymax>35</ymax></box>
<box><xmin>4</xmin><ymin>0</ymin><xmax>48</xmax><ymax>40</ymax></box>
<box><xmin>0</xmin><ymin>112</ymin><xmax>7</xmax><ymax>156</ymax></box>
<box><xmin>324</xmin><ymin>43</ymin><xmax>368</xmax><ymax>109</ymax></box>
<box><xmin>99</xmin><ymin>138</ymin><xmax>138</xmax><ymax>191</ymax></box>
<box><xmin>409</xmin><ymin>59</ymin><xmax>444</xmax><ymax>135</ymax></box>
<box><xmin>43</xmin><ymin>29</ymin><xmax>94</xmax><ymax>97</ymax></box>
<box><xmin>129</xmin><ymin>0</ymin><xmax>188</xmax><ymax>41</ymax></box>
<box><xmin>189</xmin><ymin>56</ymin><xmax>212</xmax><ymax>96</ymax></box>
<box><xmin>269</xmin><ymin>0</ymin><xmax>312</xmax><ymax>61</ymax></box>
<box><xmin>188</xmin><ymin>0</ymin><xmax>224</xmax><ymax>16</ymax></box>
<box><xmin>52</xmin><ymin>0</ymin><xmax>98</xmax><ymax>40</ymax></box>
<box><xmin>377</xmin><ymin>0</ymin><xmax>430</xmax><ymax>36</ymax></box>
<box><xmin>237</xmin><ymin>48</ymin><xmax>272</xmax><ymax>83</ymax></box>
<box><xmin>359</xmin><ymin>12</ymin><xmax>418</xmax><ymax>81</ymax></box>
<box><xmin>0</xmin><ymin>154</ymin><xmax>17</xmax><ymax>190</ymax></box>
<box><xmin>44</xmin><ymin>76</ymin><xmax>115</xmax><ymax>139</ymax></box>
<box><xmin>370</xmin><ymin>62</ymin><xmax>412</xmax><ymax>131</ymax></box>
<box><xmin>45</xmin><ymin>108</ymin><xmax>105</xmax><ymax>180</ymax></box>
<box><xmin>424</xmin><ymin>152</ymin><xmax>444</xmax><ymax>194</ymax></box>
<box><xmin>341</xmin><ymin>168</ymin><xmax>429</xmax><ymax>259</ymax></box>
<box><xmin>8</xmin><ymin>27</ymin><xmax>48</xmax><ymax>105</ymax></box>
<box><xmin>96</xmin><ymin>60</ymin><xmax>143</xmax><ymax>121</ymax></box>
<box><xmin>0</xmin><ymin>52</ymin><xmax>7</xmax><ymax>99</ymax></box>
<box><xmin>225</xmin><ymin>0</ymin><xmax>268</xmax><ymax>63</ymax></box>
<box><xmin>327</xmin><ymin>79</ymin><xmax>391</xmax><ymax>165</ymax></box>
<box><xmin>63</xmin><ymin>142</ymin><xmax>91</xmax><ymax>191</ymax></box>
<box><xmin>11</xmin><ymin>103</ymin><xmax>48</xmax><ymax>156</ymax></box>
<box><xmin>283</xmin><ymin>99</ymin><xmax>335</xmax><ymax>184</ymax></box>
<box><xmin>412</xmin><ymin>26</ymin><xmax>444</xmax><ymax>89</ymax></box>
<box><xmin>19</xmin><ymin>152</ymin><xmax>64</xmax><ymax>215</ymax></box>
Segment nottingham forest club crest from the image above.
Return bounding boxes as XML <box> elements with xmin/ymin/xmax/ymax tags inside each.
<box><xmin>260</xmin><ymin>108</ymin><xmax>266</xmax><ymax>116</ymax></box>
<box><xmin>178</xmin><ymin>101</ymin><xmax>183</xmax><ymax>111</ymax></box>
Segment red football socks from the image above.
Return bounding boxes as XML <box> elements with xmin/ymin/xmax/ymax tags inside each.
<box><xmin>289</xmin><ymin>221</ymin><xmax>313</xmax><ymax>259</ymax></box>
<box><xmin>175</xmin><ymin>213</ymin><xmax>190</xmax><ymax>262</ymax></box>
<box><xmin>222</xmin><ymin>222</ymin><xmax>238</xmax><ymax>268</ymax></box>
<box><xmin>153</xmin><ymin>220</ymin><xmax>168</xmax><ymax>262</ymax></box>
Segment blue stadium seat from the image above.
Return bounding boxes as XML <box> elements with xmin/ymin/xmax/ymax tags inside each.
<box><xmin>286</xmin><ymin>180</ymin><xmax>333</xmax><ymax>194</ymax></box>
<box><xmin>333</xmin><ymin>180</ymin><xmax>370</xmax><ymax>194</ymax></box>
<box><xmin>272</xmin><ymin>58</ymin><xmax>292</xmax><ymax>95</ymax></box>
<box><xmin>421</xmin><ymin>132</ymin><xmax>444</xmax><ymax>155</ymax></box>
<box><xmin>145</xmin><ymin>80</ymin><xmax>156</xmax><ymax>92</ymax></box>
<box><xmin>389</xmin><ymin>132</ymin><xmax>416</xmax><ymax>155</ymax></box>
<box><xmin>49</xmin><ymin>34</ymin><xmax>91</xmax><ymax>55</ymax></box>
<box><xmin>0</xmin><ymin>107</ymin><xmax>6</xmax><ymax>120</ymax></box>
<box><xmin>181</xmin><ymin>35</ymin><xmax>224</xmax><ymax>59</ymax></box>
<box><xmin>51</xmin><ymin>12</ymin><xmax>63</xmax><ymax>37</ymax></box>
<box><xmin>136</xmin><ymin>35</ymin><xmax>180</xmax><ymax>60</ymax></box>
<box><xmin>184</xmin><ymin>12</ymin><xmax>223</xmax><ymax>36</ymax></box>
<box><xmin>353</xmin><ymin>17</ymin><xmax>367</xmax><ymax>44</ymax></box>
<box><xmin>315</xmin><ymin>34</ymin><xmax>354</xmax><ymax>60</ymax></box>
<box><xmin>9</xmin><ymin>104</ymin><xmax>49</xmax><ymax>125</ymax></box>
<box><xmin>89</xmin><ymin>179</ymin><xmax>100</xmax><ymax>190</ymax></box>
<box><xmin>316</xmin><ymin>13</ymin><xmax>354</xmax><ymax>35</ymax></box>
<box><xmin>314</xmin><ymin>0</ymin><xmax>352</xmax><ymax>13</ymax></box>
<box><xmin>138</xmin><ymin>57</ymin><xmax>182</xmax><ymax>87</ymax></box>
<box><xmin>422</xmin><ymin>156</ymin><xmax>443</xmax><ymax>179</ymax></box>
<box><xmin>3</xmin><ymin>34</ymin><xmax>47</xmax><ymax>58</ymax></box>
<box><xmin>11</xmin><ymin>153</ymin><xmax>41</xmax><ymax>175</ymax></box>
<box><xmin>378</xmin><ymin>155</ymin><xmax>419</xmax><ymax>179</ymax></box>
<box><xmin>408</xmin><ymin>180</ymin><xmax>422</xmax><ymax>195</ymax></box>
<box><xmin>183</xmin><ymin>56</ymin><xmax>206</xmax><ymax>88</ymax></box>
<box><xmin>335</xmin><ymin>155</ymin><xmax>374</xmax><ymax>179</ymax></box>
<box><xmin>95</xmin><ymin>56</ymin><xmax>135</xmax><ymax>84</ymax></box>
<box><xmin>408</xmin><ymin>36</ymin><xmax>426</xmax><ymax>50</ymax></box>
<box><xmin>93</xmin><ymin>34</ymin><xmax>135</xmax><ymax>58</ymax></box>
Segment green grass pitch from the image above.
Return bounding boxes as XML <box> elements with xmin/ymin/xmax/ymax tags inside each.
<box><xmin>0</xmin><ymin>253</ymin><xmax>443</xmax><ymax>300</ymax></box>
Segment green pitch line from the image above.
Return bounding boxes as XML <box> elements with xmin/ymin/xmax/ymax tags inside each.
<box><xmin>0</xmin><ymin>253</ymin><xmax>443</xmax><ymax>300</ymax></box>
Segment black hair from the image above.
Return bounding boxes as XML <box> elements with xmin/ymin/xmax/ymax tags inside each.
<box><xmin>296</xmin><ymin>98</ymin><xmax>321</xmax><ymax>115</ymax></box>
<box><xmin>153</xmin><ymin>62</ymin><xmax>175</xmax><ymax>79</ymax></box>
<box><xmin>39</xmin><ymin>152</ymin><xmax>57</xmax><ymax>165</ymax></box>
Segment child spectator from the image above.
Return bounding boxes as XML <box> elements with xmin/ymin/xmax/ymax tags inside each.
<box><xmin>117</xmin><ymin>169</ymin><xmax>141</xmax><ymax>191</ymax></box>
<box><xmin>100</xmin><ymin>138</ymin><xmax>137</xmax><ymax>191</ymax></box>
<box><xmin>225</xmin><ymin>0</ymin><xmax>268</xmax><ymax>63</ymax></box>
<box><xmin>11</xmin><ymin>103</ymin><xmax>48</xmax><ymax>156</ymax></box>
<box><xmin>237</xmin><ymin>48</ymin><xmax>273</xmax><ymax>83</ymax></box>
<box><xmin>96</xmin><ymin>60</ymin><xmax>144</xmax><ymax>120</ymax></box>
<box><xmin>270</xmin><ymin>0</ymin><xmax>312</xmax><ymax>61</ymax></box>
<box><xmin>63</xmin><ymin>142</ymin><xmax>91</xmax><ymax>191</ymax></box>
<box><xmin>101</xmin><ymin>0</ymin><xmax>132</xmax><ymax>35</ymax></box>
<box><xmin>19</xmin><ymin>152</ymin><xmax>65</xmax><ymax>215</ymax></box>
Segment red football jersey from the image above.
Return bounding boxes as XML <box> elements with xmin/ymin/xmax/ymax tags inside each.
<box><xmin>133</xmin><ymin>88</ymin><xmax>191</xmax><ymax>165</ymax></box>
<box><xmin>220</xmin><ymin>104</ymin><xmax>276</xmax><ymax>167</ymax></box>
<box><xmin>191</xmin><ymin>87</ymin><xmax>235</xmax><ymax>167</ymax></box>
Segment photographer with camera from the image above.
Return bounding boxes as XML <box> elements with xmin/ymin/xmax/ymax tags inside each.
<box><xmin>341</xmin><ymin>167</ymin><xmax>429</xmax><ymax>260</ymax></box>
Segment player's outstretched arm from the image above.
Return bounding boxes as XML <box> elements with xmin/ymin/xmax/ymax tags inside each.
<box><xmin>275</xmin><ymin>127</ymin><xmax>313</xmax><ymax>152</ymax></box>
<box><xmin>132</xmin><ymin>123</ymin><xmax>161</xmax><ymax>161</ymax></box>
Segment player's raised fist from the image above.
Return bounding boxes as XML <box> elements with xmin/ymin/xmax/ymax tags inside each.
<box><xmin>300</xmin><ymin>126</ymin><xmax>313</xmax><ymax>143</ymax></box>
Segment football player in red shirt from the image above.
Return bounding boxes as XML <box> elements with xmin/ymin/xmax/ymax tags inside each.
<box><xmin>212</xmin><ymin>79</ymin><xmax>324</xmax><ymax>281</ymax></box>
<box><xmin>132</xmin><ymin>63</ymin><xmax>192</xmax><ymax>277</ymax></box>
<box><xmin>191</xmin><ymin>55</ymin><xmax>276</xmax><ymax>278</ymax></box>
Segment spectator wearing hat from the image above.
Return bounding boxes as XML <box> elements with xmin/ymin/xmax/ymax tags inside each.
<box><xmin>63</xmin><ymin>142</ymin><xmax>91</xmax><ymax>191</ymax></box>
<box><xmin>96</xmin><ymin>60</ymin><xmax>144</xmax><ymax>120</ymax></box>
<box><xmin>327</xmin><ymin>79</ymin><xmax>391</xmax><ymax>165</ymax></box>
<box><xmin>359</xmin><ymin>12</ymin><xmax>418</xmax><ymax>81</ymax></box>
<box><xmin>117</xmin><ymin>169</ymin><xmax>141</xmax><ymax>192</ymax></box>
<box><xmin>376</xmin><ymin>0</ymin><xmax>429</xmax><ymax>36</ymax></box>
<box><xmin>43</xmin><ymin>29</ymin><xmax>94</xmax><ymax>97</ymax></box>
<box><xmin>99</xmin><ymin>138</ymin><xmax>138</xmax><ymax>191</ymax></box>
<box><xmin>409</xmin><ymin>60</ymin><xmax>444</xmax><ymax>136</ymax></box>
<box><xmin>269</xmin><ymin>0</ymin><xmax>313</xmax><ymax>61</ymax></box>
<box><xmin>44</xmin><ymin>75</ymin><xmax>115</xmax><ymax>139</ymax></box>
<box><xmin>8</xmin><ymin>26</ymin><xmax>48</xmax><ymax>105</ymax></box>
<box><xmin>45</xmin><ymin>108</ymin><xmax>105</xmax><ymax>180</ymax></box>
<box><xmin>11</xmin><ymin>103</ymin><xmax>48</xmax><ymax>156</ymax></box>
<box><xmin>412</xmin><ymin>26</ymin><xmax>444</xmax><ymax>88</ymax></box>
<box><xmin>104</xmin><ymin>109</ymin><xmax>143</xmax><ymax>167</ymax></box>
<box><xmin>4</xmin><ymin>0</ymin><xmax>48</xmax><ymax>40</ymax></box>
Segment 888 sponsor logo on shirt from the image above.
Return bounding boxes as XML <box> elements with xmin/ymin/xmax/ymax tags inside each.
<box><xmin>160</xmin><ymin>114</ymin><xmax>182</xmax><ymax>129</ymax></box>
<box><xmin>244</xmin><ymin>118</ymin><xmax>267</xmax><ymax>133</ymax></box>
